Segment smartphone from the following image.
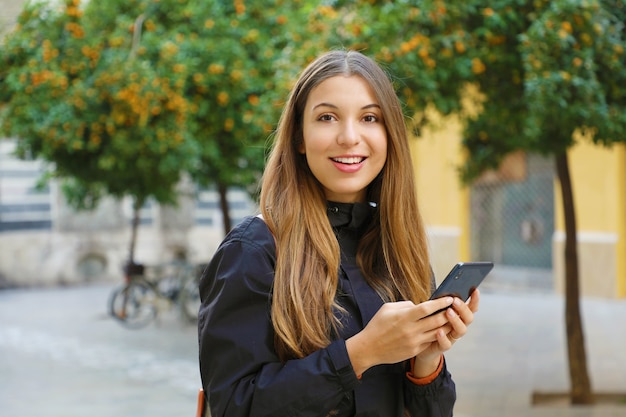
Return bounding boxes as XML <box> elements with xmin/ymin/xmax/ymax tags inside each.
<box><xmin>428</xmin><ymin>261</ymin><xmax>494</xmax><ymax>315</ymax></box>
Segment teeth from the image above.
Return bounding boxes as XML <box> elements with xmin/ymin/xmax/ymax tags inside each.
<box><xmin>332</xmin><ymin>157</ymin><xmax>364</xmax><ymax>164</ymax></box>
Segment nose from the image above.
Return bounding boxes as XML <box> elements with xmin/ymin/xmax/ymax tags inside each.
<box><xmin>337</xmin><ymin>120</ymin><xmax>360</xmax><ymax>146</ymax></box>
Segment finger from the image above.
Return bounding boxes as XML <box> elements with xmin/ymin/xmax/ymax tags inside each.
<box><xmin>417</xmin><ymin>297</ymin><xmax>454</xmax><ymax>320</ymax></box>
<box><xmin>424</xmin><ymin>322</ymin><xmax>452</xmax><ymax>342</ymax></box>
<box><xmin>377</xmin><ymin>300</ymin><xmax>416</xmax><ymax>317</ymax></box>
<box><xmin>448</xmin><ymin>331</ymin><xmax>462</xmax><ymax>343</ymax></box>
<box><xmin>446</xmin><ymin>306</ymin><xmax>468</xmax><ymax>340</ymax></box>
<box><xmin>436</xmin><ymin>328</ymin><xmax>453</xmax><ymax>350</ymax></box>
<box><xmin>467</xmin><ymin>288</ymin><xmax>480</xmax><ymax>313</ymax></box>
<box><xmin>451</xmin><ymin>297</ymin><xmax>475</xmax><ymax>326</ymax></box>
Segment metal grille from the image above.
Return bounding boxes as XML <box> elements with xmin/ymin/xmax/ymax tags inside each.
<box><xmin>470</xmin><ymin>153</ymin><xmax>555</xmax><ymax>290</ymax></box>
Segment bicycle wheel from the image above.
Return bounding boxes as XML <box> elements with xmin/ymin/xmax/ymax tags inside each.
<box><xmin>109</xmin><ymin>281</ymin><xmax>158</xmax><ymax>329</ymax></box>
<box><xmin>179</xmin><ymin>265</ymin><xmax>203</xmax><ymax>322</ymax></box>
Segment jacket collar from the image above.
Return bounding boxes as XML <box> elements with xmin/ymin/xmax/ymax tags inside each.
<box><xmin>326</xmin><ymin>201</ymin><xmax>376</xmax><ymax>231</ymax></box>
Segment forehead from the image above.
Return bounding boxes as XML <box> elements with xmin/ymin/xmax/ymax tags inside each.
<box><xmin>306</xmin><ymin>75</ymin><xmax>378</xmax><ymax>106</ymax></box>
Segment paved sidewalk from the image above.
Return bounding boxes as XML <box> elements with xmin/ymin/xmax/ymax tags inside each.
<box><xmin>448</xmin><ymin>286</ymin><xmax>626</xmax><ymax>417</ymax></box>
<box><xmin>0</xmin><ymin>282</ymin><xmax>625</xmax><ymax>416</ymax></box>
<box><xmin>0</xmin><ymin>283</ymin><xmax>199</xmax><ymax>417</ymax></box>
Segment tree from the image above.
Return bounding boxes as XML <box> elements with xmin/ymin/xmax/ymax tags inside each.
<box><xmin>0</xmin><ymin>0</ymin><xmax>199</xmax><ymax>265</ymax></box>
<box><xmin>1</xmin><ymin>0</ymin><xmax>332</xmax><ymax>255</ymax></box>
<box><xmin>518</xmin><ymin>1</ymin><xmax>626</xmax><ymax>403</ymax></box>
<box><xmin>178</xmin><ymin>0</ymin><xmax>291</xmax><ymax>235</ymax></box>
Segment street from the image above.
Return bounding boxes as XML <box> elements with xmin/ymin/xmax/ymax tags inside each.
<box><xmin>1</xmin><ymin>280</ymin><xmax>626</xmax><ymax>417</ymax></box>
<box><xmin>0</xmin><ymin>283</ymin><xmax>199</xmax><ymax>417</ymax></box>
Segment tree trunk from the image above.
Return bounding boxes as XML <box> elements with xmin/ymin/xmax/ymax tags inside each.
<box><xmin>127</xmin><ymin>197</ymin><xmax>143</xmax><ymax>266</ymax></box>
<box><xmin>217</xmin><ymin>182</ymin><xmax>231</xmax><ymax>236</ymax></box>
<box><xmin>555</xmin><ymin>152</ymin><xmax>593</xmax><ymax>404</ymax></box>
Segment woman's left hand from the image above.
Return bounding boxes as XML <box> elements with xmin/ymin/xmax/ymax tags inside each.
<box><xmin>412</xmin><ymin>289</ymin><xmax>480</xmax><ymax>377</ymax></box>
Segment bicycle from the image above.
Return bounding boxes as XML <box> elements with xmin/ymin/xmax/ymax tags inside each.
<box><xmin>108</xmin><ymin>260</ymin><xmax>206</xmax><ymax>329</ymax></box>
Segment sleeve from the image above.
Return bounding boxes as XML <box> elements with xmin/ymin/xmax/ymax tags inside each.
<box><xmin>198</xmin><ymin>224</ymin><xmax>360</xmax><ymax>417</ymax></box>
<box><xmin>403</xmin><ymin>357</ymin><xmax>456</xmax><ymax>417</ymax></box>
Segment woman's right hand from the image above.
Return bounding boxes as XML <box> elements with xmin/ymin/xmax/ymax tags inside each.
<box><xmin>345</xmin><ymin>297</ymin><xmax>454</xmax><ymax>377</ymax></box>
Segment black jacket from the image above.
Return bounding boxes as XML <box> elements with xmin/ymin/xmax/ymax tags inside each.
<box><xmin>198</xmin><ymin>202</ymin><xmax>456</xmax><ymax>417</ymax></box>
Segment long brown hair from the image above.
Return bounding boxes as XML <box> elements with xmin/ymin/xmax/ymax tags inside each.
<box><xmin>260</xmin><ymin>50</ymin><xmax>431</xmax><ymax>360</ymax></box>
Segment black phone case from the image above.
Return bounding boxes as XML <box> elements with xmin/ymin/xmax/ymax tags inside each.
<box><xmin>430</xmin><ymin>261</ymin><xmax>494</xmax><ymax>301</ymax></box>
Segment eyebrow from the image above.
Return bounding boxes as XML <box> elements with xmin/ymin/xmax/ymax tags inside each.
<box><xmin>312</xmin><ymin>102</ymin><xmax>381</xmax><ymax>111</ymax></box>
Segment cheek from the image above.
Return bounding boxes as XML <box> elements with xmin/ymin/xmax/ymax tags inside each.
<box><xmin>300</xmin><ymin>127</ymin><xmax>323</xmax><ymax>155</ymax></box>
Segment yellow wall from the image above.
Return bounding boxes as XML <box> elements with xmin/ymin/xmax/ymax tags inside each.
<box><xmin>564</xmin><ymin>142</ymin><xmax>624</xmax><ymax>232</ymax></box>
<box><xmin>410</xmin><ymin>111</ymin><xmax>469</xmax><ymax>283</ymax></box>
<box><xmin>553</xmin><ymin>140</ymin><xmax>626</xmax><ymax>298</ymax></box>
<box><xmin>618</xmin><ymin>149</ymin><xmax>626</xmax><ymax>297</ymax></box>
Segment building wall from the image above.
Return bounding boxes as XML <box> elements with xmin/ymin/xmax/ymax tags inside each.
<box><xmin>0</xmin><ymin>139</ymin><xmax>255</xmax><ymax>287</ymax></box>
<box><xmin>411</xmin><ymin>110</ymin><xmax>470</xmax><ymax>284</ymax></box>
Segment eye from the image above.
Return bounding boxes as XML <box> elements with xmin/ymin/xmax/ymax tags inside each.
<box><xmin>363</xmin><ymin>114</ymin><xmax>379</xmax><ymax>123</ymax></box>
<box><xmin>318</xmin><ymin>114</ymin><xmax>336</xmax><ymax>122</ymax></box>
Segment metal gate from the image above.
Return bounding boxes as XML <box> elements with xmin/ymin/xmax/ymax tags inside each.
<box><xmin>470</xmin><ymin>153</ymin><xmax>554</xmax><ymax>270</ymax></box>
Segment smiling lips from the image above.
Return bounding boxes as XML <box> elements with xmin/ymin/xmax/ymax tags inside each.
<box><xmin>330</xmin><ymin>156</ymin><xmax>366</xmax><ymax>173</ymax></box>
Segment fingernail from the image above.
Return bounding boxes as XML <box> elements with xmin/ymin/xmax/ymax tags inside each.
<box><xmin>447</xmin><ymin>308</ymin><xmax>457</xmax><ymax>318</ymax></box>
<box><xmin>454</xmin><ymin>298</ymin><xmax>462</xmax><ymax>306</ymax></box>
<box><xmin>446</xmin><ymin>297</ymin><xmax>454</xmax><ymax>304</ymax></box>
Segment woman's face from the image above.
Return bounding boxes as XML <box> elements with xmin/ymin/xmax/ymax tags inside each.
<box><xmin>300</xmin><ymin>75</ymin><xmax>388</xmax><ymax>203</ymax></box>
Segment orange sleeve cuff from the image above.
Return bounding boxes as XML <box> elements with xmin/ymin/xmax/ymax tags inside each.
<box><xmin>406</xmin><ymin>354</ymin><xmax>444</xmax><ymax>385</ymax></box>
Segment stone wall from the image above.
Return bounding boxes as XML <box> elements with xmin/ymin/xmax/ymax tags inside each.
<box><xmin>0</xmin><ymin>0</ymin><xmax>26</xmax><ymax>35</ymax></box>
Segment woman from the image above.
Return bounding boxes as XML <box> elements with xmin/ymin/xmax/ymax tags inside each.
<box><xmin>198</xmin><ymin>50</ymin><xmax>479</xmax><ymax>417</ymax></box>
